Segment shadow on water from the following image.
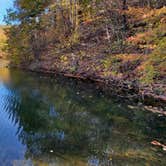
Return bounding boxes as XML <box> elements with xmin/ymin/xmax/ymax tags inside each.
<box><xmin>0</xmin><ymin>67</ymin><xmax>166</xmax><ymax>166</ymax></box>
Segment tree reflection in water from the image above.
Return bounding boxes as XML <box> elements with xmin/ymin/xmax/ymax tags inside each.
<box><xmin>0</xmin><ymin>68</ymin><xmax>166</xmax><ymax>166</ymax></box>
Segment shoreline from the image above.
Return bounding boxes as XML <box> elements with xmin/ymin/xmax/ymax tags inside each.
<box><xmin>0</xmin><ymin>59</ymin><xmax>9</xmax><ymax>68</ymax></box>
<box><xmin>0</xmin><ymin>59</ymin><xmax>164</xmax><ymax>115</ymax></box>
<box><xmin>15</xmin><ymin>62</ymin><xmax>166</xmax><ymax>109</ymax></box>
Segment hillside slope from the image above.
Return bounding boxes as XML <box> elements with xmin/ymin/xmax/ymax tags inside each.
<box><xmin>5</xmin><ymin>1</ymin><xmax>166</xmax><ymax>104</ymax></box>
<box><xmin>28</xmin><ymin>7</ymin><xmax>166</xmax><ymax>102</ymax></box>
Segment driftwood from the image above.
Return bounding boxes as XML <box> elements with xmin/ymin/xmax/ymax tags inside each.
<box><xmin>63</xmin><ymin>73</ymin><xmax>86</xmax><ymax>80</ymax></box>
<box><xmin>151</xmin><ymin>140</ymin><xmax>166</xmax><ymax>151</ymax></box>
<box><xmin>144</xmin><ymin>106</ymin><xmax>166</xmax><ymax>115</ymax></box>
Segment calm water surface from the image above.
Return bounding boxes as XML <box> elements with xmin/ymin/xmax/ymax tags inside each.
<box><xmin>0</xmin><ymin>66</ymin><xmax>166</xmax><ymax>166</ymax></box>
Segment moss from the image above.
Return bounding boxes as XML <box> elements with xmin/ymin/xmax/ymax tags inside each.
<box><xmin>143</xmin><ymin>24</ymin><xmax>166</xmax><ymax>45</ymax></box>
<box><xmin>102</xmin><ymin>56</ymin><xmax>122</xmax><ymax>76</ymax></box>
<box><xmin>140</xmin><ymin>65</ymin><xmax>156</xmax><ymax>84</ymax></box>
<box><xmin>140</xmin><ymin>37</ymin><xmax>166</xmax><ymax>84</ymax></box>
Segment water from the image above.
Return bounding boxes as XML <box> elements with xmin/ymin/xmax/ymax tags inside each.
<box><xmin>0</xmin><ymin>66</ymin><xmax>166</xmax><ymax>166</ymax></box>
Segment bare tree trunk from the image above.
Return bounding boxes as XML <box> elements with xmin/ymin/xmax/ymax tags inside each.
<box><xmin>122</xmin><ymin>0</ymin><xmax>127</xmax><ymax>10</ymax></box>
<box><xmin>122</xmin><ymin>0</ymin><xmax>128</xmax><ymax>31</ymax></box>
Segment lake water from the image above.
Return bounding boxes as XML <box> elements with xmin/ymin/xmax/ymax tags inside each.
<box><xmin>0</xmin><ymin>66</ymin><xmax>166</xmax><ymax>166</ymax></box>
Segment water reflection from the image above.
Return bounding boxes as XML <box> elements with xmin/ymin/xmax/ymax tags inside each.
<box><xmin>0</xmin><ymin>68</ymin><xmax>166</xmax><ymax>166</ymax></box>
